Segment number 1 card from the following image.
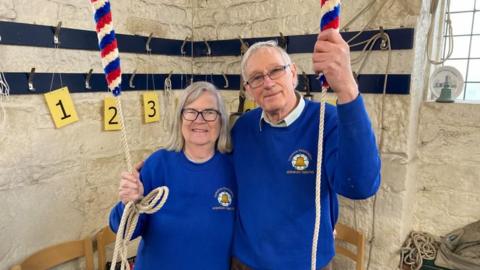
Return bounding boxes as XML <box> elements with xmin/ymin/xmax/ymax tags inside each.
<box><xmin>44</xmin><ymin>87</ymin><xmax>79</xmax><ymax>128</ymax></box>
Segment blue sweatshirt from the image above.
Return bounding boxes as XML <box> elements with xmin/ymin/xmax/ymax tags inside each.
<box><xmin>110</xmin><ymin>149</ymin><xmax>236</xmax><ymax>270</ymax></box>
<box><xmin>231</xmin><ymin>95</ymin><xmax>381</xmax><ymax>270</ymax></box>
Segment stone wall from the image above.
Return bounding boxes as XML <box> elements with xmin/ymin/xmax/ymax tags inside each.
<box><xmin>1</xmin><ymin>0</ymin><xmax>479</xmax><ymax>269</ymax></box>
<box><xmin>0</xmin><ymin>0</ymin><xmax>194</xmax><ymax>268</ymax></box>
<box><xmin>415</xmin><ymin>102</ymin><xmax>480</xmax><ymax>234</ymax></box>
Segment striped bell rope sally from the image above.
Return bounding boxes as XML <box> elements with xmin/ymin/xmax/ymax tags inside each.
<box><xmin>311</xmin><ymin>1</ymin><xmax>340</xmax><ymax>270</ymax></box>
<box><xmin>317</xmin><ymin>0</ymin><xmax>341</xmax><ymax>89</ymax></box>
<box><xmin>91</xmin><ymin>0</ymin><xmax>122</xmax><ymax>96</ymax></box>
<box><xmin>89</xmin><ymin>1</ymin><xmax>169</xmax><ymax>270</ymax></box>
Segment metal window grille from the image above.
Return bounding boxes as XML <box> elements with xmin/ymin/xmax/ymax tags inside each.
<box><xmin>441</xmin><ymin>0</ymin><xmax>480</xmax><ymax>100</ymax></box>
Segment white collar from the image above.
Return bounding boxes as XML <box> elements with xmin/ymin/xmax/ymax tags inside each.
<box><xmin>260</xmin><ymin>92</ymin><xmax>305</xmax><ymax>129</ymax></box>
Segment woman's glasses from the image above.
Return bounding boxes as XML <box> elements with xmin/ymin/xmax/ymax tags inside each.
<box><xmin>181</xmin><ymin>108</ymin><xmax>220</xmax><ymax>122</ymax></box>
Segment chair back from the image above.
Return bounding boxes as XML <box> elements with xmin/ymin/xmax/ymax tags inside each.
<box><xmin>10</xmin><ymin>238</ymin><xmax>94</xmax><ymax>270</ymax></box>
<box><xmin>335</xmin><ymin>223</ymin><xmax>365</xmax><ymax>270</ymax></box>
<box><xmin>95</xmin><ymin>226</ymin><xmax>117</xmax><ymax>270</ymax></box>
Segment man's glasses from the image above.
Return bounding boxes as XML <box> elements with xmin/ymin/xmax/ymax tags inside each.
<box><xmin>245</xmin><ymin>64</ymin><xmax>290</xmax><ymax>88</ymax></box>
<box><xmin>181</xmin><ymin>108</ymin><xmax>220</xmax><ymax>122</ymax></box>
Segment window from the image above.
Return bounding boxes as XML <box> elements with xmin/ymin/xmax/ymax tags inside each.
<box><xmin>441</xmin><ymin>0</ymin><xmax>480</xmax><ymax>101</ymax></box>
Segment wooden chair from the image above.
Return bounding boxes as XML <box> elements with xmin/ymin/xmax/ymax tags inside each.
<box><xmin>10</xmin><ymin>238</ymin><xmax>94</xmax><ymax>270</ymax></box>
<box><xmin>95</xmin><ymin>226</ymin><xmax>116</xmax><ymax>270</ymax></box>
<box><xmin>335</xmin><ymin>223</ymin><xmax>365</xmax><ymax>270</ymax></box>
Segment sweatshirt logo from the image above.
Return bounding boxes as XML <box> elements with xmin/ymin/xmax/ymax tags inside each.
<box><xmin>287</xmin><ymin>149</ymin><xmax>315</xmax><ymax>175</ymax></box>
<box><xmin>292</xmin><ymin>153</ymin><xmax>309</xmax><ymax>170</ymax></box>
<box><xmin>212</xmin><ymin>187</ymin><xmax>234</xmax><ymax>211</ymax></box>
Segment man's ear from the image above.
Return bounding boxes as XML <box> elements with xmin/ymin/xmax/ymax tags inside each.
<box><xmin>244</xmin><ymin>85</ymin><xmax>255</xmax><ymax>101</ymax></box>
<box><xmin>290</xmin><ymin>63</ymin><xmax>298</xmax><ymax>87</ymax></box>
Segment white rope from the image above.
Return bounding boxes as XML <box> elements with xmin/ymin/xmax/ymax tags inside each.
<box><xmin>146</xmin><ymin>50</ymin><xmax>156</xmax><ymax>92</ymax></box>
<box><xmin>340</xmin><ymin>0</ymin><xmax>376</xmax><ymax>32</ymax></box>
<box><xmin>109</xmin><ymin>96</ymin><xmax>170</xmax><ymax>270</ymax></box>
<box><xmin>49</xmin><ymin>44</ymin><xmax>64</xmax><ymax>92</ymax></box>
<box><xmin>399</xmin><ymin>231</ymin><xmax>439</xmax><ymax>270</ymax></box>
<box><xmin>0</xmin><ymin>71</ymin><xmax>9</xmax><ymax>132</ymax></box>
<box><xmin>329</xmin><ymin>27</ymin><xmax>392</xmax><ymax>270</ymax></box>
<box><xmin>346</xmin><ymin>0</ymin><xmax>394</xmax><ymax>45</ymax></box>
<box><xmin>115</xmin><ymin>98</ymin><xmax>133</xmax><ymax>172</ymax></box>
<box><xmin>110</xmin><ymin>186</ymin><xmax>169</xmax><ymax>270</ymax></box>
<box><xmin>162</xmin><ymin>76</ymin><xmax>174</xmax><ymax>132</ymax></box>
<box><xmin>330</xmin><ymin>2</ymin><xmax>400</xmax><ymax>269</ymax></box>
<box><xmin>337</xmin><ymin>3</ymin><xmax>395</xmax><ymax>267</ymax></box>
<box><xmin>367</xmin><ymin>32</ymin><xmax>392</xmax><ymax>270</ymax></box>
<box><xmin>311</xmin><ymin>85</ymin><xmax>329</xmax><ymax>270</ymax></box>
<box><xmin>427</xmin><ymin>0</ymin><xmax>453</xmax><ymax>65</ymax></box>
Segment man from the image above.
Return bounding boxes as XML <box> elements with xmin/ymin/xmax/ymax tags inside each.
<box><xmin>230</xmin><ymin>29</ymin><xmax>381</xmax><ymax>270</ymax></box>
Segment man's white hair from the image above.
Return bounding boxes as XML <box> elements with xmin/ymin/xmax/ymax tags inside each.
<box><xmin>240</xmin><ymin>40</ymin><xmax>297</xmax><ymax>88</ymax></box>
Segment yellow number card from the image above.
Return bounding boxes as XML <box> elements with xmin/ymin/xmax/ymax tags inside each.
<box><xmin>323</xmin><ymin>95</ymin><xmax>338</xmax><ymax>106</ymax></box>
<box><xmin>44</xmin><ymin>87</ymin><xmax>79</xmax><ymax>128</ymax></box>
<box><xmin>104</xmin><ymin>97</ymin><xmax>121</xmax><ymax>131</ymax></box>
<box><xmin>244</xmin><ymin>99</ymin><xmax>257</xmax><ymax>112</ymax></box>
<box><xmin>143</xmin><ymin>92</ymin><xmax>160</xmax><ymax>123</ymax></box>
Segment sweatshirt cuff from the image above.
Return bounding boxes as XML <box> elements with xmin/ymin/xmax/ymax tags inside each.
<box><xmin>336</xmin><ymin>94</ymin><xmax>369</xmax><ymax>125</ymax></box>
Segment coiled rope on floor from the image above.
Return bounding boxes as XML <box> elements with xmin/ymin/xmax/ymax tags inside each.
<box><xmin>399</xmin><ymin>231</ymin><xmax>439</xmax><ymax>270</ymax></box>
<box><xmin>89</xmin><ymin>1</ymin><xmax>169</xmax><ymax>269</ymax></box>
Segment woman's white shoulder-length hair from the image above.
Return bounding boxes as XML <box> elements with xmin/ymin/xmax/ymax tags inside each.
<box><xmin>164</xmin><ymin>81</ymin><xmax>231</xmax><ymax>153</ymax></box>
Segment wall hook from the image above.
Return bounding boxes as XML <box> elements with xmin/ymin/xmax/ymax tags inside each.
<box><xmin>129</xmin><ymin>69</ymin><xmax>137</xmax><ymax>88</ymax></box>
<box><xmin>164</xmin><ymin>71</ymin><xmax>173</xmax><ymax>90</ymax></box>
<box><xmin>204</xmin><ymin>39</ymin><xmax>211</xmax><ymax>56</ymax></box>
<box><xmin>28</xmin><ymin>67</ymin><xmax>36</xmax><ymax>92</ymax></box>
<box><xmin>181</xmin><ymin>36</ymin><xmax>190</xmax><ymax>55</ymax></box>
<box><xmin>239</xmin><ymin>36</ymin><xmax>249</xmax><ymax>55</ymax></box>
<box><xmin>146</xmin><ymin>33</ymin><xmax>153</xmax><ymax>53</ymax></box>
<box><xmin>53</xmin><ymin>21</ymin><xmax>62</xmax><ymax>46</ymax></box>
<box><xmin>379</xmin><ymin>26</ymin><xmax>388</xmax><ymax>50</ymax></box>
<box><xmin>302</xmin><ymin>71</ymin><xmax>313</xmax><ymax>100</ymax></box>
<box><xmin>85</xmin><ymin>68</ymin><xmax>93</xmax><ymax>89</ymax></box>
<box><xmin>222</xmin><ymin>72</ymin><xmax>229</xmax><ymax>88</ymax></box>
<box><xmin>278</xmin><ymin>32</ymin><xmax>288</xmax><ymax>50</ymax></box>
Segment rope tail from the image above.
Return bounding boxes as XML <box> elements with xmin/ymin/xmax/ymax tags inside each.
<box><xmin>89</xmin><ymin>1</ymin><xmax>169</xmax><ymax>269</ymax></box>
<box><xmin>312</xmin><ymin>1</ymin><xmax>341</xmax><ymax>270</ymax></box>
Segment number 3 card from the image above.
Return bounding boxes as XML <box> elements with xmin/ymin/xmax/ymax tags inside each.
<box><xmin>44</xmin><ymin>87</ymin><xmax>79</xmax><ymax>128</ymax></box>
<box><xmin>142</xmin><ymin>92</ymin><xmax>160</xmax><ymax>123</ymax></box>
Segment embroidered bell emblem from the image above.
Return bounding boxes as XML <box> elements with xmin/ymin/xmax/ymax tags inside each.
<box><xmin>221</xmin><ymin>194</ymin><xmax>229</xmax><ymax>204</ymax></box>
<box><xmin>295</xmin><ymin>156</ymin><xmax>306</xmax><ymax>167</ymax></box>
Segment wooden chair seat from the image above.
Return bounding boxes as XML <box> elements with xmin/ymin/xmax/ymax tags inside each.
<box><xmin>10</xmin><ymin>238</ymin><xmax>94</xmax><ymax>270</ymax></box>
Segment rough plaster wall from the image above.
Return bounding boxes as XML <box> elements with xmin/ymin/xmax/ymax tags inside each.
<box><xmin>400</xmin><ymin>0</ymin><xmax>432</xmax><ymax>242</ymax></box>
<box><xmin>2</xmin><ymin>0</ymin><xmax>480</xmax><ymax>269</ymax></box>
<box><xmin>0</xmin><ymin>0</ymin><xmax>193</xmax><ymax>268</ymax></box>
<box><xmin>412</xmin><ymin>0</ymin><xmax>480</xmax><ymax>261</ymax></box>
<box><xmin>415</xmin><ymin>103</ymin><xmax>480</xmax><ymax>234</ymax></box>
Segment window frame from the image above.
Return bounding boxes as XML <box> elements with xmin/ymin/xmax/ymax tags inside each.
<box><xmin>439</xmin><ymin>0</ymin><xmax>479</xmax><ymax>101</ymax></box>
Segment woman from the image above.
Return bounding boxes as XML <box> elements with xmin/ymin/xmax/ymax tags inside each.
<box><xmin>109</xmin><ymin>82</ymin><xmax>236</xmax><ymax>270</ymax></box>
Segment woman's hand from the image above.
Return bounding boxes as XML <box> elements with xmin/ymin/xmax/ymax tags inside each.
<box><xmin>118</xmin><ymin>161</ymin><xmax>145</xmax><ymax>204</ymax></box>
